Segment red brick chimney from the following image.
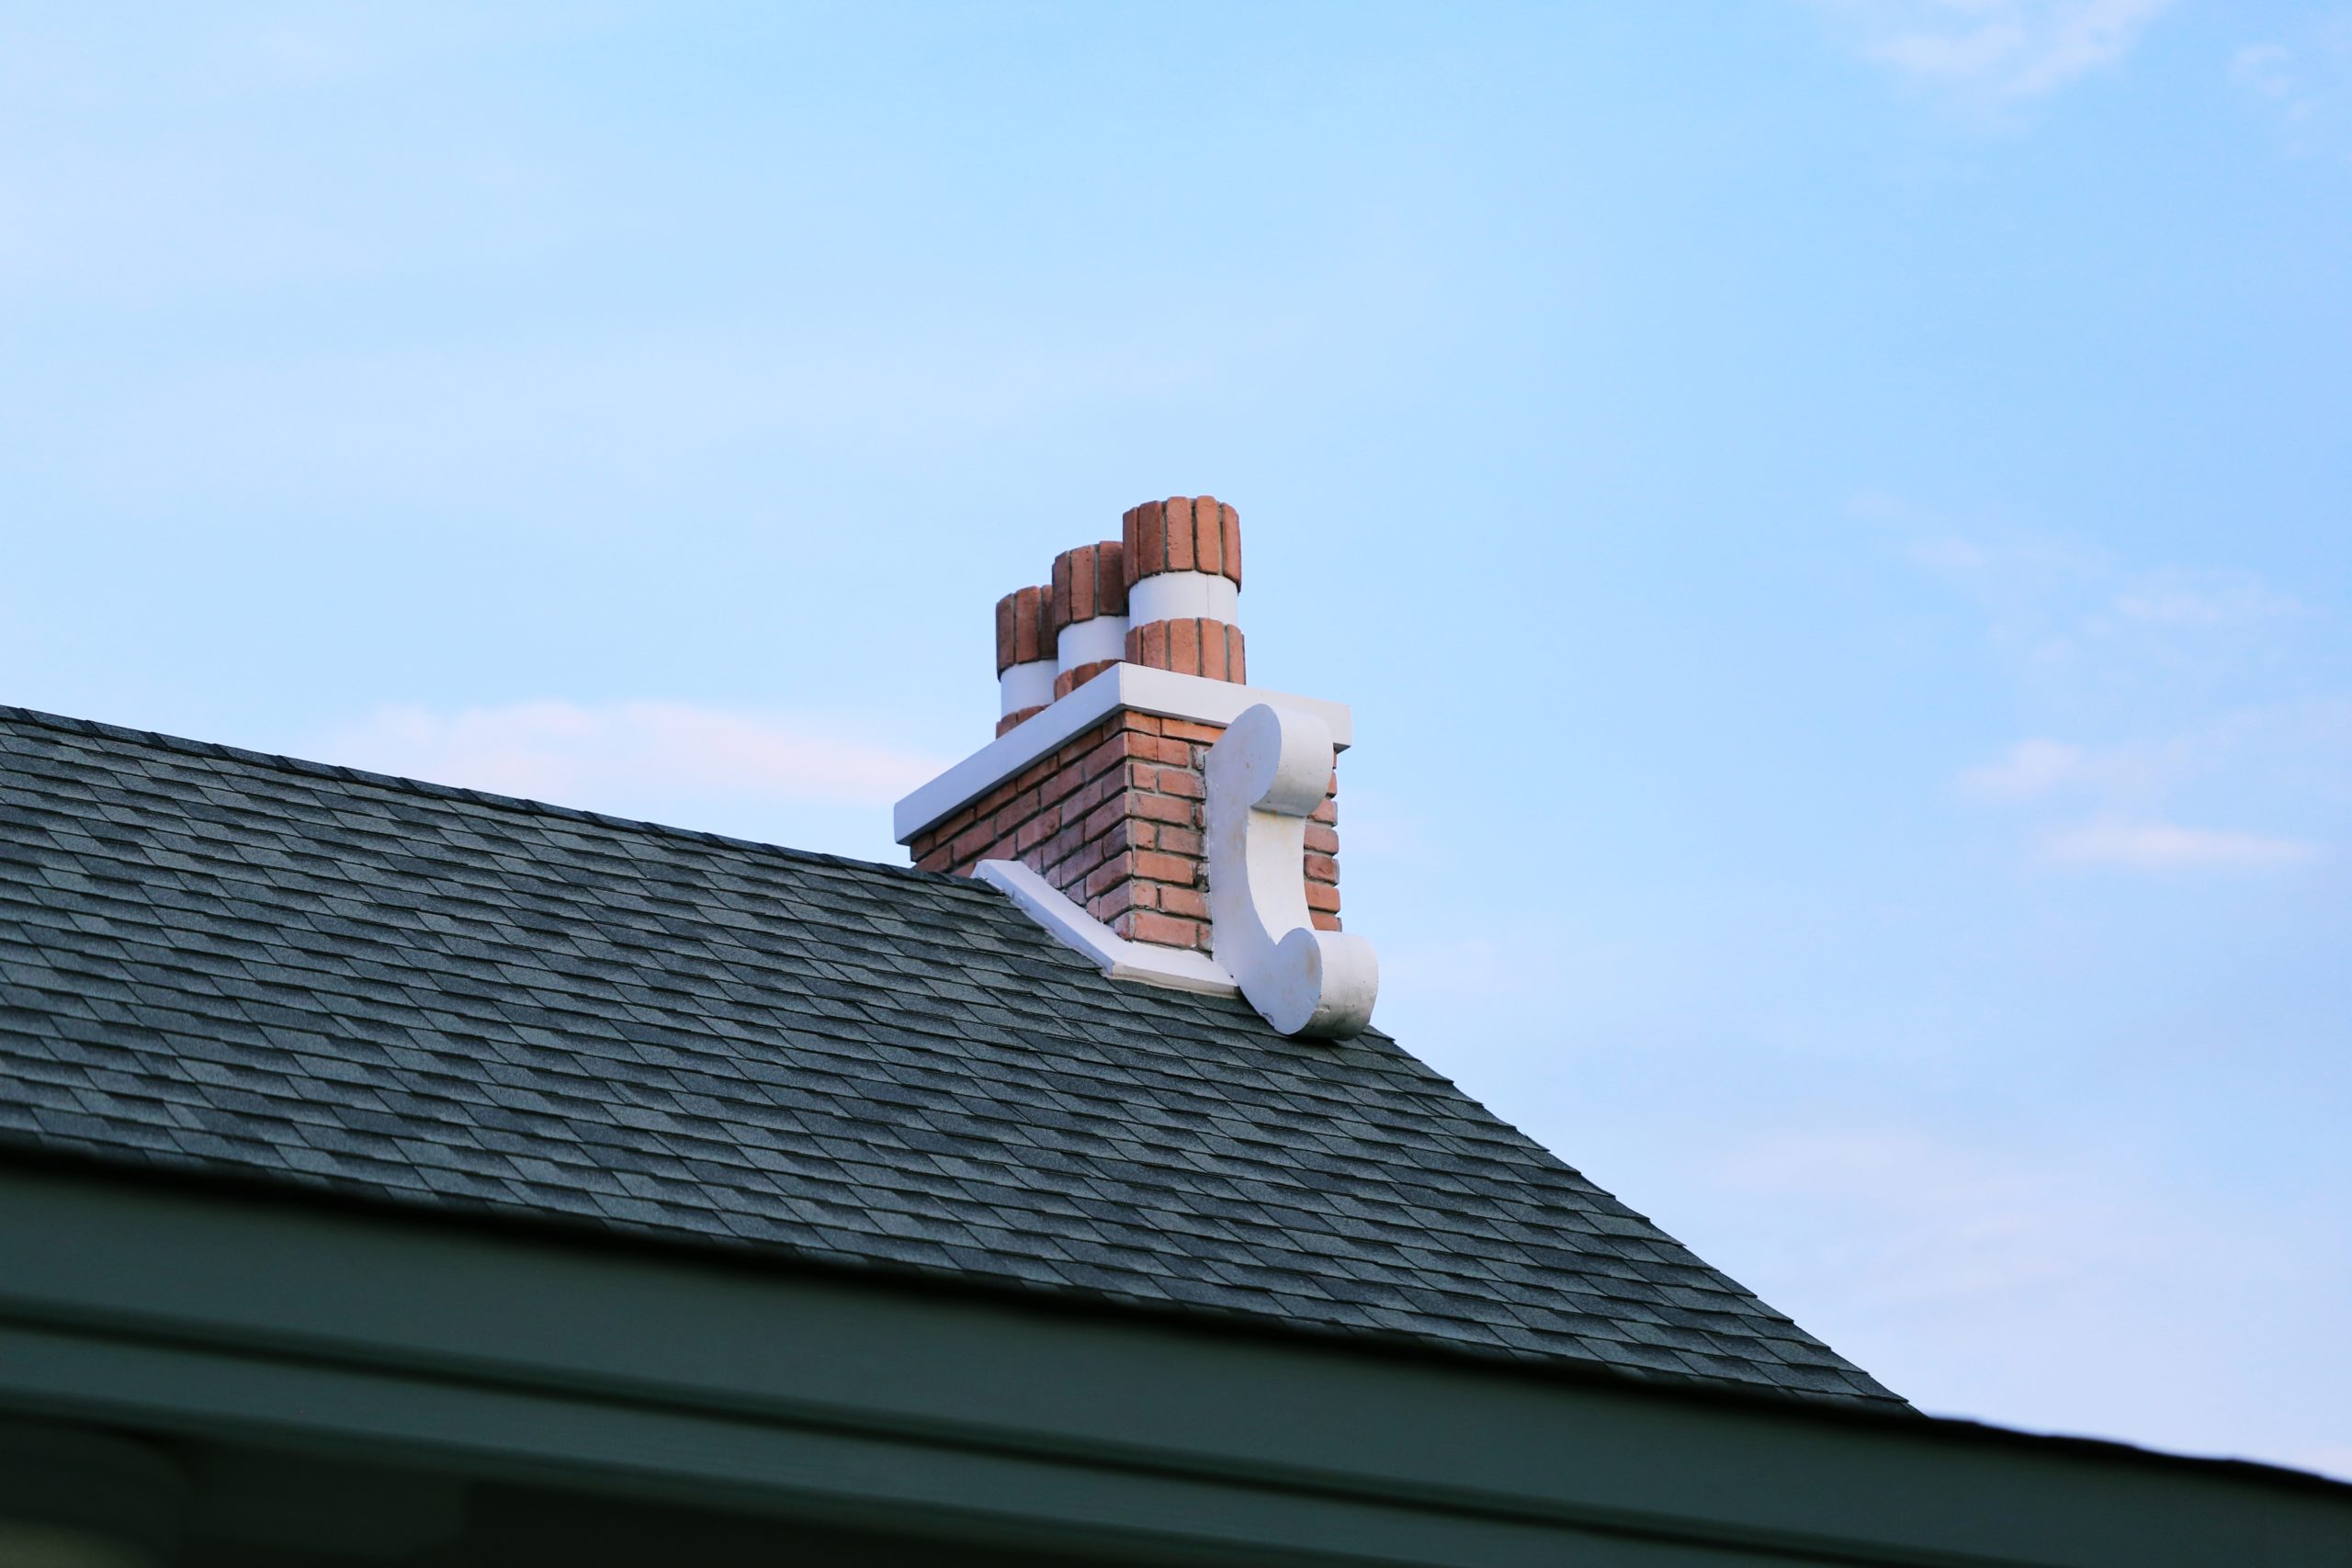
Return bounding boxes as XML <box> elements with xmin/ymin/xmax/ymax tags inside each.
<box><xmin>899</xmin><ymin>497</ymin><xmax>1343</xmax><ymax>955</ymax></box>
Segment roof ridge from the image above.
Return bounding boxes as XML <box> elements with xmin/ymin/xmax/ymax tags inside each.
<box><xmin>0</xmin><ymin>702</ymin><xmax>970</xmax><ymax>890</ymax></box>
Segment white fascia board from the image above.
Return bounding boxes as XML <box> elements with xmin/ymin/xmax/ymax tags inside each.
<box><xmin>974</xmin><ymin>860</ymin><xmax>1238</xmax><ymax>997</ymax></box>
<box><xmin>894</xmin><ymin>665</ymin><xmax>1352</xmax><ymax>843</ymax></box>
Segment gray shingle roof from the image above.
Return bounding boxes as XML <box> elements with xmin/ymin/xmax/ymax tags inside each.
<box><xmin>0</xmin><ymin>704</ymin><xmax>1900</xmax><ymax>1405</ymax></box>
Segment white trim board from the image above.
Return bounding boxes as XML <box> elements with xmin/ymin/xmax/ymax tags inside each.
<box><xmin>894</xmin><ymin>664</ymin><xmax>1351</xmax><ymax>843</ymax></box>
<box><xmin>974</xmin><ymin>860</ymin><xmax>1238</xmax><ymax>996</ymax></box>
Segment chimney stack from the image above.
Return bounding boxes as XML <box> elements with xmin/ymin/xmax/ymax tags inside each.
<box><xmin>897</xmin><ymin>496</ymin><xmax>1373</xmax><ymax>1036</ymax></box>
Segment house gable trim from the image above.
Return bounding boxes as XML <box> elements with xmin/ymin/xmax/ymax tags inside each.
<box><xmin>0</xmin><ymin>1164</ymin><xmax>2343</xmax><ymax>1568</ymax></box>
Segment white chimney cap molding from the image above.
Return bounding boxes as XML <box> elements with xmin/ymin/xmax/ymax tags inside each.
<box><xmin>895</xmin><ymin>664</ymin><xmax>1351</xmax><ymax>845</ymax></box>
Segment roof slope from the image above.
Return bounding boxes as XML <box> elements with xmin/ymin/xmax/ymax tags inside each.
<box><xmin>0</xmin><ymin>705</ymin><xmax>1900</xmax><ymax>1405</ymax></box>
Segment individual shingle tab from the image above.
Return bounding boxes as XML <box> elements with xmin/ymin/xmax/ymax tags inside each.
<box><xmin>0</xmin><ymin>704</ymin><xmax>1901</xmax><ymax>1406</ymax></box>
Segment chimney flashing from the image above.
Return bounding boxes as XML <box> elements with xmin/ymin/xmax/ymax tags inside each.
<box><xmin>974</xmin><ymin>858</ymin><xmax>1239</xmax><ymax>997</ymax></box>
<box><xmin>894</xmin><ymin>662</ymin><xmax>1351</xmax><ymax>844</ymax></box>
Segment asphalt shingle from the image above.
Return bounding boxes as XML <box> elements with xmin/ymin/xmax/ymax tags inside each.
<box><xmin>0</xmin><ymin>705</ymin><xmax>1901</xmax><ymax>1405</ymax></box>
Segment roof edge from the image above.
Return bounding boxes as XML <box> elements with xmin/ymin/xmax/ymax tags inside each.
<box><xmin>0</xmin><ymin>703</ymin><xmax>945</xmax><ymax>886</ymax></box>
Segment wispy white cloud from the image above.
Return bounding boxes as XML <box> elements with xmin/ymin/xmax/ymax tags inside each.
<box><xmin>1874</xmin><ymin>497</ymin><xmax>2344</xmax><ymax>869</ymax></box>
<box><xmin>311</xmin><ymin>700</ymin><xmax>944</xmax><ymax>819</ymax></box>
<box><xmin>2044</xmin><ymin>820</ymin><xmax>2321</xmax><ymax>870</ymax></box>
<box><xmin>1955</xmin><ymin>712</ymin><xmax>2345</xmax><ymax>871</ymax></box>
<box><xmin>1815</xmin><ymin>0</ymin><xmax>2175</xmax><ymax>104</ymax></box>
<box><xmin>2106</xmin><ymin>569</ymin><xmax>2305</xmax><ymax>629</ymax></box>
<box><xmin>1906</xmin><ymin>530</ymin><xmax>2304</xmax><ymax>674</ymax></box>
<box><xmin>1957</xmin><ymin>738</ymin><xmax>2095</xmax><ymax>800</ymax></box>
<box><xmin>2230</xmin><ymin>15</ymin><xmax>2352</xmax><ymax>163</ymax></box>
<box><xmin>1955</xmin><ymin>729</ymin><xmax>2213</xmax><ymax>805</ymax></box>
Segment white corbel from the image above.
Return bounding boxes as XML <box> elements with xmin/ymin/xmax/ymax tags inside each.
<box><xmin>1204</xmin><ymin>704</ymin><xmax>1379</xmax><ymax>1038</ymax></box>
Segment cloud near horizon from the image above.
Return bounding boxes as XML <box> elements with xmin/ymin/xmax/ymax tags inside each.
<box><xmin>311</xmin><ymin>700</ymin><xmax>945</xmax><ymax>821</ymax></box>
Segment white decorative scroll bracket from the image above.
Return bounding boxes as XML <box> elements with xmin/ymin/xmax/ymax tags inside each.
<box><xmin>1204</xmin><ymin>704</ymin><xmax>1379</xmax><ymax>1038</ymax></box>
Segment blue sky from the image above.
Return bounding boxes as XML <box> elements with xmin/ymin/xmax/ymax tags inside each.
<box><xmin>6</xmin><ymin>0</ymin><xmax>2348</xmax><ymax>1477</ymax></box>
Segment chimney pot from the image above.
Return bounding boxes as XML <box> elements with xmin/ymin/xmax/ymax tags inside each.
<box><xmin>1123</xmin><ymin>496</ymin><xmax>1244</xmax><ymax>683</ymax></box>
<box><xmin>994</xmin><ymin>584</ymin><xmax>1055</xmax><ymax>736</ymax></box>
<box><xmin>1051</xmin><ymin>540</ymin><xmax>1127</xmax><ymax>699</ymax></box>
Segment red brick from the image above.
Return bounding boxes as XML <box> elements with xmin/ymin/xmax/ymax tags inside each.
<box><xmin>1128</xmin><ymin>735</ymin><xmax>1182</xmax><ymax>766</ymax></box>
<box><xmin>1053</xmin><ymin>659</ymin><xmax>1114</xmax><ymax>700</ymax></box>
<box><xmin>1165</xmin><ymin>498</ymin><xmax>1195</xmax><ymax>572</ymax></box>
<box><xmin>1219</xmin><ymin>502</ymin><xmax>1241</xmax><ymax>589</ymax></box>
<box><xmin>1080</xmin><ymin>731</ymin><xmax>1132</xmax><ymax>782</ymax></box>
<box><xmin>1128</xmin><ymin>501</ymin><xmax>1165</xmax><ymax>583</ymax></box>
<box><xmin>1227</xmin><ymin>624</ymin><xmax>1247</xmax><ymax>683</ymax></box>
<box><xmin>1134</xmin><ymin>849</ymin><xmax>1194</xmax><ymax>884</ymax></box>
<box><xmin>1129</xmin><ymin>910</ymin><xmax>1204</xmax><ymax>949</ymax></box>
<box><xmin>995</xmin><ymin>592</ymin><xmax>1017</xmax><ymax>674</ymax></box>
<box><xmin>1035</xmin><ymin>773</ymin><xmax>1078</xmax><ymax>816</ymax></box>
<box><xmin>1311</xmin><ymin>796</ymin><xmax>1338</xmax><ymax>825</ymax></box>
<box><xmin>970</xmin><ymin>778</ymin><xmax>1013</xmax><ymax>818</ymax></box>
<box><xmin>1168</xmin><ymin>616</ymin><xmax>1199</xmax><ymax>674</ymax></box>
<box><xmin>1193</xmin><ymin>494</ymin><xmax>1222</xmax><ymax>577</ymax></box>
<box><xmin>916</xmin><ymin>846</ymin><xmax>952</xmax><ymax>874</ymax></box>
<box><xmin>1086</xmin><ymin>852</ymin><xmax>1136</xmax><ymax>897</ymax></box>
<box><xmin>1156</xmin><ymin>825</ymin><xmax>1203</xmax><ymax>857</ymax></box>
<box><xmin>1161</xmin><ymin>718</ymin><xmax>1224</xmax><ymax>746</ymax></box>
<box><xmin>1310</xmin><ymin>911</ymin><xmax>1342</xmax><ymax>931</ymax></box>
<box><xmin>1158</xmin><ymin>884</ymin><xmax>1208</xmax><ymax>919</ymax></box>
<box><xmin>1065</xmin><ymin>839</ymin><xmax>1108</xmax><ymax>882</ymax></box>
<box><xmin>1099</xmin><ymin>542</ymin><xmax>1127</xmax><ymax>614</ymax></box>
<box><xmin>1090</xmin><ymin>884</ymin><xmax>1141</xmax><ymax>923</ymax></box>
<box><xmin>1014</xmin><ymin>584</ymin><xmax>1049</xmax><ymax>664</ymax></box>
<box><xmin>1305</xmin><ymin>824</ymin><xmax>1340</xmax><ymax>856</ymax></box>
<box><xmin>1153</xmin><ymin>767</ymin><xmax>1204</xmax><ymax>800</ymax></box>
<box><xmin>1134</xmin><ymin>793</ymin><xmax>1194</xmax><ymax>827</ymax></box>
<box><xmin>991</xmin><ymin>787</ymin><xmax>1039</xmax><ymax>831</ymax></box>
<box><xmin>1304</xmin><ymin>852</ymin><xmax>1340</xmax><ymax>885</ymax></box>
<box><xmin>1306</xmin><ymin>883</ymin><xmax>1341</xmax><ymax>915</ymax></box>
<box><xmin>1083</xmin><ymin>798</ymin><xmax>1126</xmax><ymax>840</ymax></box>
